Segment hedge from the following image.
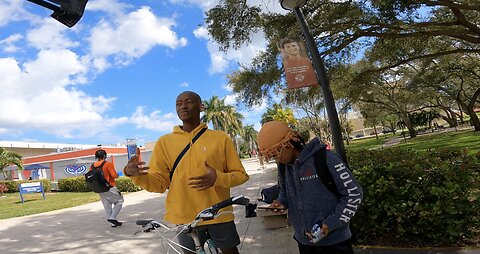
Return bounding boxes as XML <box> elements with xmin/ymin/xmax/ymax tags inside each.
<box><xmin>57</xmin><ymin>176</ymin><xmax>142</xmax><ymax>193</ymax></box>
<box><xmin>0</xmin><ymin>176</ymin><xmax>141</xmax><ymax>193</ymax></box>
<box><xmin>348</xmin><ymin>148</ymin><xmax>479</xmax><ymax>247</ymax></box>
<box><xmin>0</xmin><ymin>179</ymin><xmax>51</xmax><ymax>193</ymax></box>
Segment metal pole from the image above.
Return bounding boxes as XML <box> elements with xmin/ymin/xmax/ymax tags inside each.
<box><xmin>293</xmin><ymin>7</ymin><xmax>347</xmax><ymax>162</ymax></box>
<box><xmin>27</xmin><ymin>0</ymin><xmax>61</xmax><ymax>12</ymax></box>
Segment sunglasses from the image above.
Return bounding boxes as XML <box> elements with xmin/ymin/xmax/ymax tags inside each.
<box><xmin>264</xmin><ymin>143</ymin><xmax>292</xmax><ymax>161</ymax></box>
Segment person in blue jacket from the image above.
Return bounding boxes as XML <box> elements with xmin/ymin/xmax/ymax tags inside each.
<box><xmin>257</xmin><ymin>121</ymin><xmax>363</xmax><ymax>254</ymax></box>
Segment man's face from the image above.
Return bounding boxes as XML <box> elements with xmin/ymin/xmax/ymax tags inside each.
<box><xmin>283</xmin><ymin>41</ymin><xmax>300</xmax><ymax>56</ymax></box>
<box><xmin>176</xmin><ymin>92</ymin><xmax>202</xmax><ymax>122</ymax></box>
<box><xmin>274</xmin><ymin>146</ymin><xmax>295</xmax><ymax>164</ymax></box>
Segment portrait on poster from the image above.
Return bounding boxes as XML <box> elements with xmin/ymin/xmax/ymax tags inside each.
<box><xmin>278</xmin><ymin>37</ymin><xmax>318</xmax><ymax>89</ymax></box>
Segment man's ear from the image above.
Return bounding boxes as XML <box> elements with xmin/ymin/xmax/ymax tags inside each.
<box><xmin>200</xmin><ymin>103</ymin><xmax>204</xmax><ymax>112</ymax></box>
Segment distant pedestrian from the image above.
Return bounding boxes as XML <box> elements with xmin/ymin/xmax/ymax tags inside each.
<box><xmin>258</xmin><ymin>121</ymin><xmax>363</xmax><ymax>254</ymax></box>
<box><xmin>92</xmin><ymin>149</ymin><xmax>124</xmax><ymax>227</ymax></box>
<box><xmin>259</xmin><ymin>154</ymin><xmax>266</xmax><ymax>170</ymax></box>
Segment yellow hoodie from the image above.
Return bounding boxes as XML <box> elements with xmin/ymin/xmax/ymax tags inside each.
<box><xmin>129</xmin><ymin>123</ymin><xmax>249</xmax><ymax>225</ymax></box>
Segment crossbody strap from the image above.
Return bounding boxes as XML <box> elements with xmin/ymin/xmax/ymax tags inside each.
<box><xmin>313</xmin><ymin>147</ymin><xmax>341</xmax><ymax>197</ymax></box>
<box><xmin>169</xmin><ymin>127</ymin><xmax>207</xmax><ymax>181</ymax></box>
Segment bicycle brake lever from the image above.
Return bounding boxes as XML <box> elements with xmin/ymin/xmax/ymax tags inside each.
<box><xmin>198</xmin><ymin>210</ymin><xmax>215</xmax><ymax>220</ymax></box>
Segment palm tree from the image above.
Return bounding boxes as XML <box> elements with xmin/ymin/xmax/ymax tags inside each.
<box><xmin>202</xmin><ymin>96</ymin><xmax>243</xmax><ymax>132</ymax></box>
<box><xmin>202</xmin><ymin>96</ymin><xmax>245</xmax><ymax>151</ymax></box>
<box><xmin>202</xmin><ymin>96</ymin><xmax>229</xmax><ymax>130</ymax></box>
<box><xmin>0</xmin><ymin>147</ymin><xmax>23</xmax><ymax>180</ymax></box>
<box><xmin>261</xmin><ymin>103</ymin><xmax>297</xmax><ymax>126</ymax></box>
<box><xmin>242</xmin><ymin>125</ymin><xmax>258</xmax><ymax>151</ymax></box>
<box><xmin>225</xmin><ymin>108</ymin><xmax>244</xmax><ymax>153</ymax></box>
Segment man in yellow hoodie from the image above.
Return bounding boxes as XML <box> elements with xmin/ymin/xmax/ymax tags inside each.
<box><xmin>124</xmin><ymin>91</ymin><xmax>249</xmax><ymax>254</ymax></box>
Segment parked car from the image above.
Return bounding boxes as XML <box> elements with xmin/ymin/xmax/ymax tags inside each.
<box><xmin>382</xmin><ymin>128</ymin><xmax>395</xmax><ymax>134</ymax></box>
<box><xmin>355</xmin><ymin>134</ymin><xmax>364</xmax><ymax>138</ymax></box>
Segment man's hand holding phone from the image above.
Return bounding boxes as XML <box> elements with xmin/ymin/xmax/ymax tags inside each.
<box><xmin>262</xmin><ymin>200</ymin><xmax>286</xmax><ymax>214</ymax></box>
<box><xmin>124</xmin><ymin>148</ymin><xmax>149</xmax><ymax>176</ymax></box>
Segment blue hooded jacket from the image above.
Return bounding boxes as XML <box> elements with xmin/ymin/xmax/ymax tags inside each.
<box><xmin>277</xmin><ymin>137</ymin><xmax>363</xmax><ymax>246</ymax></box>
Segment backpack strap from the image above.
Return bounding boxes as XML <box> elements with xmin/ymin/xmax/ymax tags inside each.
<box><xmin>169</xmin><ymin>127</ymin><xmax>207</xmax><ymax>181</ymax></box>
<box><xmin>91</xmin><ymin>160</ymin><xmax>107</xmax><ymax>170</ymax></box>
<box><xmin>313</xmin><ymin>147</ymin><xmax>341</xmax><ymax>197</ymax></box>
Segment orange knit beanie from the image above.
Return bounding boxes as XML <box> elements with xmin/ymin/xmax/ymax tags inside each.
<box><xmin>257</xmin><ymin>121</ymin><xmax>300</xmax><ymax>160</ymax></box>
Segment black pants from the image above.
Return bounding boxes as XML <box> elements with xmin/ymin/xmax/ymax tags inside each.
<box><xmin>297</xmin><ymin>238</ymin><xmax>354</xmax><ymax>254</ymax></box>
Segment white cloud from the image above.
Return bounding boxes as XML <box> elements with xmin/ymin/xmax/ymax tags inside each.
<box><xmin>194</xmin><ymin>26</ymin><xmax>268</xmax><ymax>74</ymax></box>
<box><xmin>26</xmin><ymin>18</ymin><xmax>80</xmax><ymax>50</ymax></box>
<box><xmin>237</xmin><ymin>98</ymin><xmax>267</xmax><ymax>130</ymax></box>
<box><xmin>193</xmin><ymin>26</ymin><xmax>209</xmax><ymax>39</ymax></box>
<box><xmin>86</xmin><ymin>0</ymin><xmax>132</xmax><ymax>17</ymax></box>
<box><xmin>188</xmin><ymin>0</ymin><xmax>287</xmax><ymax>74</ymax></box>
<box><xmin>0</xmin><ymin>49</ymin><xmax>126</xmax><ymax>139</ymax></box>
<box><xmin>224</xmin><ymin>94</ymin><xmax>237</xmax><ymax>106</ymax></box>
<box><xmin>0</xmin><ymin>0</ymin><xmax>30</xmax><ymax>27</ymax></box>
<box><xmin>88</xmin><ymin>6</ymin><xmax>187</xmax><ymax>70</ymax></box>
<box><xmin>167</xmin><ymin>0</ymin><xmax>219</xmax><ymax>10</ymax></box>
<box><xmin>0</xmin><ymin>2</ymin><xmax>194</xmax><ymax>142</ymax></box>
<box><xmin>0</xmin><ymin>1</ymin><xmax>277</xmax><ymax>143</ymax></box>
<box><xmin>239</xmin><ymin>98</ymin><xmax>267</xmax><ymax>118</ymax></box>
<box><xmin>0</xmin><ymin>33</ymin><xmax>23</xmax><ymax>53</ymax></box>
<box><xmin>222</xmin><ymin>84</ymin><xmax>237</xmax><ymax>105</ymax></box>
<box><xmin>130</xmin><ymin>107</ymin><xmax>179</xmax><ymax>132</ymax></box>
<box><xmin>251</xmin><ymin>99</ymin><xmax>268</xmax><ymax>113</ymax></box>
<box><xmin>222</xmin><ymin>83</ymin><xmax>233</xmax><ymax>92</ymax></box>
<box><xmin>253</xmin><ymin>122</ymin><xmax>262</xmax><ymax>131</ymax></box>
<box><xmin>168</xmin><ymin>0</ymin><xmax>286</xmax><ymax>13</ymax></box>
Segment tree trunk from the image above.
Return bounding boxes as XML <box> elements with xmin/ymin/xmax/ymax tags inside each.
<box><xmin>399</xmin><ymin>112</ymin><xmax>417</xmax><ymax>138</ymax></box>
<box><xmin>466</xmin><ymin>107</ymin><xmax>480</xmax><ymax>131</ymax></box>
<box><xmin>458</xmin><ymin>102</ymin><xmax>464</xmax><ymax>124</ymax></box>
<box><xmin>457</xmin><ymin>96</ymin><xmax>480</xmax><ymax>131</ymax></box>
<box><xmin>440</xmin><ymin>107</ymin><xmax>459</xmax><ymax>128</ymax></box>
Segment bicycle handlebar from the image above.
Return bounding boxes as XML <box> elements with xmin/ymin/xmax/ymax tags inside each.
<box><xmin>135</xmin><ymin>195</ymin><xmax>257</xmax><ymax>234</ymax></box>
<box><xmin>210</xmin><ymin>195</ymin><xmax>250</xmax><ymax>213</ymax></box>
<box><xmin>136</xmin><ymin>219</ymin><xmax>154</xmax><ymax>226</ymax></box>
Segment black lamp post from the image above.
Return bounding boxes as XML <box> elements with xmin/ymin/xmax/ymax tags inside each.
<box><xmin>280</xmin><ymin>0</ymin><xmax>347</xmax><ymax>162</ymax></box>
<box><xmin>27</xmin><ymin>0</ymin><xmax>89</xmax><ymax>28</ymax></box>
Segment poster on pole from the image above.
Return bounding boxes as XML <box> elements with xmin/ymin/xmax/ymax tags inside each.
<box><xmin>278</xmin><ymin>37</ymin><xmax>318</xmax><ymax>89</ymax></box>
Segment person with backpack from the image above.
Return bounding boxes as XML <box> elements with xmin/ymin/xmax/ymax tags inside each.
<box><xmin>90</xmin><ymin>149</ymin><xmax>124</xmax><ymax>227</ymax></box>
<box><xmin>123</xmin><ymin>91</ymin><xmax>249</xmax><ymax>254</ymax></box>
<box><xmin>257</xmin><ymin>121</ymin><xmax>363</xmax><ymax>254</ymax></box>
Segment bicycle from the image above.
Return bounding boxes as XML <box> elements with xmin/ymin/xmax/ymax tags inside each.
<box><xmin>135</xmin><ymin>195</ymin><xmax>257</xmax><ymax>254</ymax></box>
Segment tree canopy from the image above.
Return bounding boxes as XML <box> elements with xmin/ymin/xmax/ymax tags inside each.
<box><xmin>0</xmin><ymin>147</ymin><xmax>23</xmax><ymax>180</ymax></box>
<box><xmin>205</xmin><ymin>0</ymin><xmax>480</xmax><ymax>134</ymax></box>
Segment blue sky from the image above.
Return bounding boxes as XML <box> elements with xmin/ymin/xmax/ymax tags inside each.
<box><xmin>0</xmin><ymin>0</ymin><xmax>287</xmax><ymax>146</ymax></box>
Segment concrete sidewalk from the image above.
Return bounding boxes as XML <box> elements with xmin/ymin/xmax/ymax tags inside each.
<box><xmin>0</xmin><ymin>158</ymin><xmax>478</xmax><ymax>254</ymax></box>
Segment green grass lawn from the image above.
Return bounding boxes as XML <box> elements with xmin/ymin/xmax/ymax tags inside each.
<box><xmin>395</xmin><ymin>129</ymin><xmax>480</xmax><ymax>154</ymax></box>
<box><xmin>345</xmin><ymin>128</ymin><xmax>480</xmax><ymax>154</ymax></box>
<box><xmin>344</xmin><ymin>135</ymin><xmax>389</xmax><ymax>151</ymax></box>
<box><xmin>0</xmin><ymin>192</ymin><xmax>100</xmax><ymax>220</ymax></box>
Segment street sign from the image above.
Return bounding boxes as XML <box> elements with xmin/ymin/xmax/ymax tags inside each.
<box><xmin>18</xmin><ymin>182</ymin><xmax>46</xmax><ymax>203</ymax></box>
